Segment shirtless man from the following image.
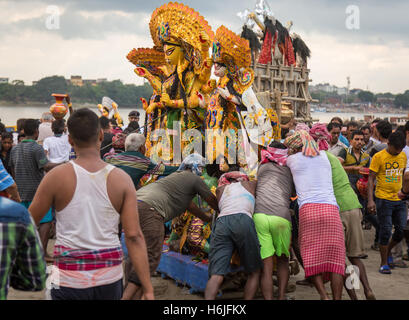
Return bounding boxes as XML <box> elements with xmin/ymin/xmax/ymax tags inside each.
<box><xmin>29</xmin><ymin>108</ymin><xmax>153</xmax><ymax>300</ymax></box>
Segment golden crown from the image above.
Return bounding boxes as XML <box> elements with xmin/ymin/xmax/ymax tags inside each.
<box><xmin>213</xmin><ymin>25</ymin><xmax>252</xmax><ymax>70</ymax></box>
<box><xmin>149</xmin><ymin>2</ymin><xmax>214</xmax><ymax>51</ymax></box>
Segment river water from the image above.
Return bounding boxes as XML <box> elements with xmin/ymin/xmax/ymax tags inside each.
<box><xmin>0</xmin><ymin>105</ymin><xmax>145</xmax><ymax>127</ymax></box>
<box><xmin>0</xmin><ymin>104</ymin><xmax>405</xmax><ymax>127</ymax></box>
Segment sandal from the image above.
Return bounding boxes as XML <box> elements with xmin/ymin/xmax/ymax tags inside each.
<box><xmin>379</xmin><ymin>265</ymin><xmax>392</xmax><ymax>274</ymax></box>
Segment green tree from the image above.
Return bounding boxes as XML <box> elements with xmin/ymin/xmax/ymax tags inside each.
<box><xmin>394</xmin><ymin>91</ymin><xmax>409</xmax><ymax>109</ymax></box>
<box><xmin>357</xmin><ymin>90</ymin><xmax>375</xmax><ymax>103</ymax></box>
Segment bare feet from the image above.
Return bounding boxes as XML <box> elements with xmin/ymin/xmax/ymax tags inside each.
<box><xmin>365</xmin><ymin>290</ymin><xmax>376</xmax><ymax>300</ymax></box>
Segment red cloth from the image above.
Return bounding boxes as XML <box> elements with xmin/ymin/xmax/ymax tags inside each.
<box><xmin>218</xmin><ymin>171</ymin><xmax>249</xmax><ymax>187</ymax></box>
<box><xmin>310</xmin><ymin>123</ymin><xmax>332</xmax><ymax>151</ymax></box>
<box><xmin>285</xmin><ymin>36</ymin><xmax>296</xmax><ymax>66</ymax></box>
<box><xmin>54</xmin><ymin>245</ymin><xmax>123</xmax><ymax>271</ymax></box>
<box><xmin>260</xmin><ymin>147</ymin><xmax>288</xmax><ymax>166</ymax></box>
<box><xmin>298</xmin><ymin>203</ymin><xmax>345</xmax><ymax>279</ymax></box>
<box><xmin>258</xmin><ymin>30</ymin><xmax>273</xmax><ymax>65</ymax></box>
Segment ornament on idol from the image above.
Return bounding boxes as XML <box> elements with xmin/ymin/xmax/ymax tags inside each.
<box><xmin>237</xmin><ymin>9</ymin><xmax>255</xmax><ymax>29</ymax></box>
<box><xmin>357</xmin><ymin>167</ymin><xmax>370</xmax><ymax>199</ymax></box>
<box><xmin>254</xmin><ymin>0</ymin><xmax>275</xmax><ymax>21</ymax></box>
<box><xmin>50</xmin><ymin>94</ymin><xmax>68</xmax><ymax>120</ymax></box>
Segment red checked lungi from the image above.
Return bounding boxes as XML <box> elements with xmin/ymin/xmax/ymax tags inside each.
<box><xmin>299</xmin><ymin>203</ymin><xmax>345</xmax><ymax>279</ymax></box>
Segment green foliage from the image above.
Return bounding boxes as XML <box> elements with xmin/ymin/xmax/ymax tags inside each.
<box><xmin>0</xmin><ymin>76</ymin><xmax>153</xmax><ymax>107</ymax></box>
<box><xmin>357</xmin><ymin>90</ymin><xmax>375</xmax><ymax>103</ymax></box>
<box><xmin>394</xmin><ymin>90</ymin><xmax>409</xmax><ymax>109</ymax></box>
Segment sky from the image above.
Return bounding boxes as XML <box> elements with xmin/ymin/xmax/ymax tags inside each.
<box><xmin>0</xmin><ymin>0</ymin><xmax>408</xmax><ymax>94</ymax></box>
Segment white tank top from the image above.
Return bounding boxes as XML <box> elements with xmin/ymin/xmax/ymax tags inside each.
<box><xmin>55</xmin><ymin>161</ymin><xmax>121</xmax><ymax>250</ymax></box>
<box><xmin>218</xmin><ymin>183</ymin><xmax>255</xmax><ymax>219</ymax></box>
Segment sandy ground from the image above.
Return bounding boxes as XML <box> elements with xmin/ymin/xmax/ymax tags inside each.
<box><xmin>7</xmin><ymin>228</ymin><xmax>409</xmax><ymax>300</ymax></box>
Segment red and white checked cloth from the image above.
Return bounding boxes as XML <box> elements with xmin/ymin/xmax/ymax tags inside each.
<box><xmin>298</xmin><ymin>203</ymin><xmax>345</xmax><ymax>279</ymax></box>
<box><xmin>54</xmin><ymin>245</ymin><xmax>123</xmax><ymax>271</ymax></box>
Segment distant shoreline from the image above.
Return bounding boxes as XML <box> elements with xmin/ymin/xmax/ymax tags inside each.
<box><xmin>0</xmin><ymin>102</ymin><xmax>141</xmax><ymax>109</ymax></box>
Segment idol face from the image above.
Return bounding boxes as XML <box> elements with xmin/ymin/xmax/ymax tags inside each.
<box><xmin>164</xmin><ymin>43</ymin><xmax>183</xmax><ymax>65</ymax></box>
<box><xmin>213</xmin><ymin>62</ymin><xmax>226</xmax><ymax>78</ymax></box>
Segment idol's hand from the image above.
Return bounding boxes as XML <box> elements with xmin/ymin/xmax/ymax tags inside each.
<box><xmin>160</xmin><ymin>93</ymin><xmax>172</xmax><ymax>107</ymax></box>
<box><xmin>134</xmin><ymin>67</ymin><xmax>148</xmax><ymax>77</ymax></box>
<box><xmin>145</xmin><ymin>103</ymin><xmax>157</xmax><ymax>114</ymax></box>
<box><xmin>196</xmin><ymin>91</ymin><xmax>205</xmax><ymax>108</ymax></box>
<box><xmin>204</xmin><ymin>58</ymin><xmax>213</xmax><ymax>69</ymax></box>
<box><xmin>199</xmin><ymin>30</ymin><xmax>210</xmax><ymax>44</ymax></box>
<box><xmin>112</xmin><ymin>102</ymin><xmax>118</xmax><ymax>110</ymax></box>
<box><xmin>208</xmin><ymin>79</ymin><xmax>216</xmax><ymax>90</ymax></box>
<box><xmin>140</xmin><ymin>98</ymin><xmax>148</xmax><ymax>111</ymax></box>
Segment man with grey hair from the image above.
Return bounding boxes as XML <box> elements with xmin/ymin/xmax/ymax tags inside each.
<box><xmin>38</xmin><ymin>112</ymin><xmax>55</xmax><ymax>145</ymax></box>
<box><xmin>104</xmin><ymin>133</ymin><xmax>178</xmax><ymax>189</ymax></box>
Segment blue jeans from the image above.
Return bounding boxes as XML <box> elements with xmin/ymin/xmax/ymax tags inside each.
<box><xmin>375</xmin><ymin>198</ymin><xmax>408</xmax><ymax>246</ymax></box>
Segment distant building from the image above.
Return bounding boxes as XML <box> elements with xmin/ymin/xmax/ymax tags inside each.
<box><xmin>0</xmin><ymin>77</ymin><xmax>9</xmax><ymax>84</ymax></box>
<box><xmin>97</xmin><ymin>78</ymin><xmax>107</xmax><ymax>84</ymax></box>
<box><xmin>311</xmin><ymin>83</ymin><xmax>338</xmax><ymax>93</ymax></box>
<box><xmin>70</xmin><ymin>75</ymin><xmax>83</xmax><ymax>86</ymax></box>
<box><xmin>83</xmin><ymin>79</ymin><xmax>97</xmax><ymax>86</ymax></box>
<box><xmin>337</xmin><ymin>87</ymin><xmax>348</xmax><ymax>95</ymax></box>
<box><xmin>350</xmin><ymin>88</ymin><xmax>362</xmax><ymax>95</ymax></box>
<box><xmin>377</xmin><ymin>97</ymin><xmax>394</xmax><ymax>106</ymax></box>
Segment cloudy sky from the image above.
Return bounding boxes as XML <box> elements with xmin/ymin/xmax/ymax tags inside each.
<box><xmin>0</xmin><ymin>0</ymin><xmax>408</xmax><ymax>93</ymax></box>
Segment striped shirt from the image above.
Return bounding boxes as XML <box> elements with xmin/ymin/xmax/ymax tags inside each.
<box><xmin>0</xmin><ymin>197</ymin><xmax>46</xmax><ymax>299</ymax></box>
<box><xmin>104</xmin><ymin>151</ymin><xmax>178</xmax><ymax>188</ymax></box>
<box><xmin>9</xmin><ymin>140</ymin><xmax>48</xmax><ymax>202</ymax></box>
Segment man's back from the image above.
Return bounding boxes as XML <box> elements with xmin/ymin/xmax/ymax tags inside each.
<box><xmin>136</xmin><ymin>171</ymin><xmax>213</xmax><ymax>222</ymax></box>
<box><xmin>43</xmin><ymin>135</ymin><xmax>71</xmax><ymax>164</ymax></box>
<box><xmin>37</xmin><ymin>122</ymin><xmax>53</xmax><ymax>145</ymax></box>
<box><xmin>255</xmin><ymin>162</ymin><xmax>294</xmax><ymax>222</ymax></box>
<box><xmin>286</xmin><ymin>151</ymin><xmax>338</xmax><ymax>208</ymax></box>
<box><xmin>10</xmin><ymin>140</ymin><xmax>47</xmax><ymax>202</ymax></box>
<box><xmin>0</xmin><ymin>197</ymin><xmax>46</xmax><ymax>299</ymax></box>
<box><xmin>54</xmin><ymin>161</ymin><xmax>121</xmax><ymax>250</ymax></box>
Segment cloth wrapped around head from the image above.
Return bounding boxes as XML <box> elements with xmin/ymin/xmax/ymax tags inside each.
<box><xmin>177</xmin><ymin>153</ymin><xmax>206</xmax><ymax>176</ymax></box>
<box><xmin>260</xmin><ymin>146</ymin><xmax>288</xmax><ymax>166</ymax></box>
<box><xmin>284</xmin><ymin>130</ymin><xmax>320</xmax><ymax>157</ymax></box>
<box><xmin>309</xmin><ymin>123</ymin><xmax>332</xmax><ymax>151</ymax></box>
<box><xmin>112</xmin><ymin>132</ymin><xmax>127</xmax><ymax>150</ymax></box>
<box><xmin>295</xmin><ymin>123</ymin><xmax>310</xmax><ymax>133</ymax></box>
<box><xmin>218</xmin><ymin>171</ymin><xmax>249</xmax><ymax>187</ymax></box>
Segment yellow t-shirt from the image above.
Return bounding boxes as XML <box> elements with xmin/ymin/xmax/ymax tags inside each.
<box><xmin>369</xmin><ymin>149</ymin><xmax>407</xmax><ymax>201</ymax></box>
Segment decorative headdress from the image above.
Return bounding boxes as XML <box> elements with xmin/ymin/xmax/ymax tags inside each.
<box><xmin>212</xmin><ymin>25</ymin><xmax>254</xmax><ymax>93</ymax></box>
<box><xmin>149</xmin><ymin>2</ymin><xmax>214</xmax><ymax>70</ymax></box>
<box><xmin>126</xmin><ymin>47</ymin><xmax>166</xmax><ymax>77</ymax></box>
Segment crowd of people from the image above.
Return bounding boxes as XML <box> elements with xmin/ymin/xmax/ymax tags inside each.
<box><xmin>1</xmin><ymin>108</ymin><xmax>409</xmax><ymax>301</ymax></box>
